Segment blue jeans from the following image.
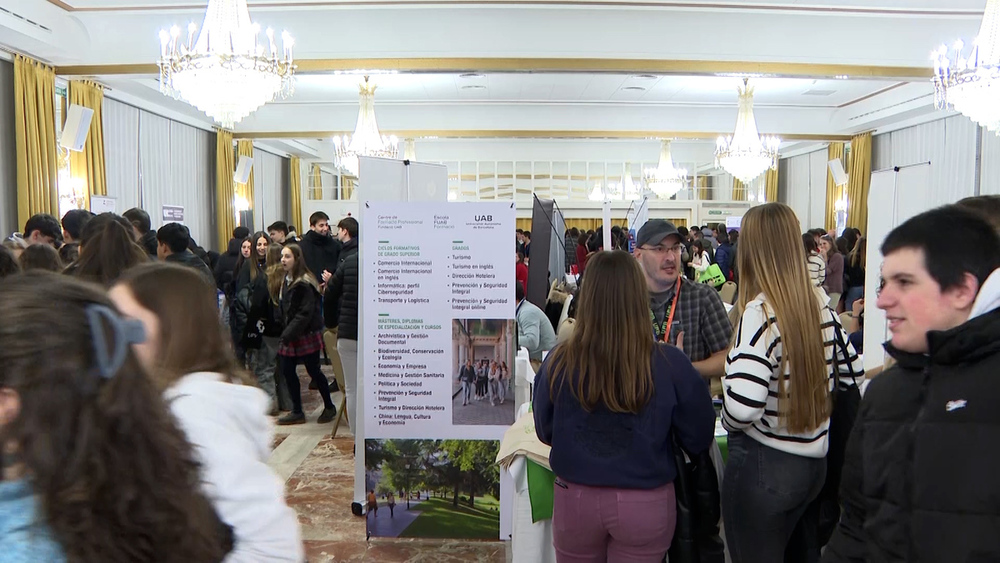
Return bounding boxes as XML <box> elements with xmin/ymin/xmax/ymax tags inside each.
<box><xmin>722</xmin><ymin>432</ymin><xmax>826</xmax><ymax>563</ymax></box>
<box><xmin>844</xmin><ymin>286</ymin><xmax>864</xmax><ymax>315</ymax></box>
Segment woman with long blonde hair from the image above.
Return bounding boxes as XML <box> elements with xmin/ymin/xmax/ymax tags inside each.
<box><xmin>721</xmin><ymin>203</ymin><xmax>863</xmax><ymax>563</ymax></box>
<box><xmin>534</xmin><ymin>250</ymin><xmax>715</xmax><ymax>562</ymax></box>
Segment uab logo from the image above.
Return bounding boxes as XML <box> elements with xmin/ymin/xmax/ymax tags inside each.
<box><xmin>475</xmin><ymin>215</ymin><xmax>493</xmax><ymax>222</ymax></box>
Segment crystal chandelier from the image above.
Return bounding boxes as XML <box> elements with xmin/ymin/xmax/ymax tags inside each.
<box><xmin>644</xmin><ymin>141</ymin><xmax>688</xmax><ymax>199</ymax></box>
<box><xmin>333</xmin><ymin>77</ymin><xmax>399</xmax><ymax>177</ymax></box>
<box><xmin>157</xmin><ymin>0</ymin><xmax>295</xmax><ymax>129</ymax></box>
<box><xmin>933</xmin><ymin>0</ymin><xmax>1000</xmax><ymax>133</ymax></box>
<box><xmin>715</xmin><ymin>79</ymin><xmax>780</xmax><ymax>184</ymax></box>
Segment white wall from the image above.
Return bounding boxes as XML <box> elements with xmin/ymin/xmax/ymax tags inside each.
<box><xmin>981</xmin><ymin>128</ymin><xmax>1000</xmax><ymax>196</ymax></box>
<box><xmin>783</xmin><ymin>147</ymin><xmax>829</xmax><ymax>230</ymax></box>
<box><xmin>252</xmin><ymin>147</ymin><xmax>289</xmax><ymax>232</ymax></box>
<box><xmin>103</xmin><ymin>96</ymin><xmax>216</xmax><ymax>249</ymax></box>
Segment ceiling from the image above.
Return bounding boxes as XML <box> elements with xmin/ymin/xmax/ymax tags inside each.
<box><xmin>0</xmin><ymin>0</ymin><xmax>985</xmax><ymax>162</ymax></box>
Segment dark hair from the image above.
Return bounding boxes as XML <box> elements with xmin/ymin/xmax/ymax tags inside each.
<box><xmin>717</xmin><ymin>229</ymin><xmax>730</xmax><ymax>244</ymax></box>
<box><xmin>0</xmin><ymin>272</ymin><xmax>231</xmax><ymax>562</ymax></box>
<box><xmin>577</xmin><ymin>231</ymin><xmax>589</xmax><ymax>246</ymax></box>
<box><xmin>24</xmin><ymin>213</ymin><xmax>62</xmax><ymax>243</ymax></box>
<box><xmin>802</xmin><ymin>233</ymin><xmax>819</xmax><ymax>254</ymax></box>
<box><xmin>693</xmin><ymin>239</ymin><xmax>706</xmax><ymax>253</ymax></box>
<box><xmin>516</xmin><ymin>251</ymin><xmax>525</xmax><ymax>264</ymax></box>
<box><xmin>516</xmin><ymin>279</ymin><xmax>526</xmax><ymax>302</ymax></box>
<box><xmin>882</xmin><ymin>205</ymin><xmax>1000</xmax><ymax>292</ymax></box>
<box><xmin>81</xmin><ymin>213</ymin><xmax>133</xmax><ymax>248</ymax></box>
<box><xmin>59</xmin><ymin>241</ymin><xmax>81</xmax><ymax>265</ymax></box>
<box><xmin>729</xmin><ymin>230</ymin><xmax>739</xmax><ymax>245</ymax></box>
<box><xmin>677</xmin><ymin>226</ymin><xmax>689</xmax><ymax>239</ymax></box>
<box><xmin>309</xmin><ymin>211</ymin><xmax>330</xmax><ymax>226</ymax></box>
<box><xmin>61</xmin><ymin>209</ymin><xmax>94</xmax><ymax>241</ymax></box>
<box><xmin>75</xmin><ymin>218</ymin><xmax>149</xmax><ymax>286</ymax></box>
<box><xmin>569</xmin><ymin>227</ymin><xmax>580</xmax><ymax>238</ymax></box>
<box><xmin>157</xmin><ymin>223</ymin><xmax>190</xmax><ymax>254</ymax></box>
<box><xmin>241</xmin><ymin>231</ymin><xmax>272</xmax><ymax>283</ymax></box>
<box><xmin>835</xmin><ymin>236</ymin><xmax>849</xmax><ymax>256</ymax></box>
<box><xmin>0</xmin><ymin>246</ymin><xmax>18</xmax><ymax>278</ymax></box>
<box><xmin>524</xmin><ymin>231</ymin><xmax>531</xmax><ymax>239</ymax></box>
<box><xmin>19</xmin><ymin>244</ymin><xmax>62</xmax><ymax>272</ymax></box>
<box><xmin>116</xmin><ymin>263</ymin><xmax>254</xmax><ymax>389</ymax></box>
<box><xmin>516</xmin><ymin>229</ymin><xmax>524</xmax><ymax>234</ymax></box>
<box><xmin>956</xmin><ymin>195</ymin><xmax>1000</xmax><ymax>234</ymax></box>
<box><xmin>122</xmin><ymin>208</ymin><xmax>152</xmax><ymax>235</ymax></box>
<box><xmin>843</xmin><ymin>228</ymin><xmax>860</xmax><ymax>251</ymax></box>
<box><xmin>232</xmin><ymin>226</ymin><xmax>250</xmax><ymax>241</ymax></box>
<box><xmin>267</xmin><ymin>221</ymin><xmax>289</xmax><ymax>235</ymax></box>
<box><xmin>338</xmin><ymin>217</ymin><xmax>359</xmax><ymax>239</ymax></box>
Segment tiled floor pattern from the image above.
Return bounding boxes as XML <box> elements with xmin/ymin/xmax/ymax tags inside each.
<box><xmin>269</xmin><ymin>366</ymin><xmax>511</xmax><ymax>562</ymax></box>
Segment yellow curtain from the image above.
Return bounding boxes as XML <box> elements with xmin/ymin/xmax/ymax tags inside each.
<box><xmin>697</xmin><ymin>176</ymin><xmax>710</xmax><ymax>201</ymax></box>
<box><xmin>68</xmin><ymin>80</ymin><xmax>107</xmax><ymax>210</ymax></box>
<box><xmin>732</xmin><ymin>177</ymin><xmax>746</xmax><ymax>202</ymax></box>
<box><xmin>825</xmin><ymin>142</ymin><xmax>846</xmax><ymax>231</ymax></box>
<box><xmin>846</xmin><ymin>132</ymin><xmax>872</xmax><ymax>233</ymax></box>
<box><xmin>516</xmin><ymin>218</ymin><xmax>533</xmax><ymax>232</ymax></box>
<box><xmin>289</xmin><ymin>156</ymin><xmax>303</xmax><ymax>234</ymax></box>
<box><xmin>236</xmin><ymin>140</ymin><xmax>255</xmax><ymax>215</ymax></box>
<box><xmin>216</xmin><ymin>130</ymin><xmax>236</xmax><ymax>250</ymax></box>
<box><xmin>310</xmin><ymin>163</ymin><xmax>322</xmax><ymax>200</ymax></box>
<box><xmin>13</xmin><ymin>55</ymin><xmax>58</xmax><ymax>230</ymax></box>
<box><xmin>764</xmin><ymin>167</ymin><xmax>779</xmax><ymax>203</ymax></box>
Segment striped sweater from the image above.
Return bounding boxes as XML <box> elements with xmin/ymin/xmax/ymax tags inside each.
<box><xmin>722</xmin><ymin>290</ymin><xmax>865</xmax><ymax>458</ymax></box>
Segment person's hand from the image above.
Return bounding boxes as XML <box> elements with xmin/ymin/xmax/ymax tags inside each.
<box><xmin>674</xmin><ymin>331</ymin><xmax>685</xmax><ymax>351</ymax></box>
<box><xmin>852</xmin><ymin>298</ymin><xmax>865</xmax><ymax>318</ymax></box>
<box><xmin>322</xmin><ymin>270</ymin><xmax>333</xmax><ymax>283</ymax></box>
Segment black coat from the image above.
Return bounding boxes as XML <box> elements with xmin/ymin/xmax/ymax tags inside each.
<box><xmin>215</xmin><ymin>238</ymin><xmax>242</xmax><ymax>294</ymax></box>
<box><xmin>279</xmin><ymin>278</ymin><xmax>324</xmax><ymax>343</ymax></box>
<box><xmin>298</xmin><ymin>230</ymin><xmax>342</xmax><ymax>280</ymax></box>
<box><xmin>823</xmin><ymin>308</ymin><xmax>1000</xmax><ymax>563</ymax></box>
<box><xmin>165</xmin><ymin>250</ymin><xmax>215</xmax><ymax>286</ymax></box>
<box><xmin>324</xmin><ymin>238</ymin><xmax>359</xmax><ymax>340</ymax></box>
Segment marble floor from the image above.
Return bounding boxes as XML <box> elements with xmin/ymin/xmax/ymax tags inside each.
<box><xmin>268</xmin><ymin>366</ymin><xmax>512</xmax><ymax>562</ymax></box>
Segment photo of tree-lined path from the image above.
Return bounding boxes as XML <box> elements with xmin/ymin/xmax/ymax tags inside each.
<box><xmin>365</xmin><ymin>439</ymin><xmax>501</xmax><ymax>539</ymax></box>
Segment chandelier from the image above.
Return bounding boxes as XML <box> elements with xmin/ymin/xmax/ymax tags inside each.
<box><xmin>933</xmin><ymin>0</ymin><xmax>1000</xmax><ymax>133</ymax></box>
<box><xmin>157</xmin><ymin>0</ymin><xmax>295</xmax><ymax>128</ymax></box>
<box><xmin>333</xmin><ymin>77</ymin><xmax>399</xmax><ymax>177</ymax></box>
<box><xmin>715</xmin><ymin>78</ymin><xmax>780</xmax><ymax>183</ymax></box>
<box><xmin>644</xmin><ymin>140</ymin><xmax>688</xmax><ymax>199</ymax></box>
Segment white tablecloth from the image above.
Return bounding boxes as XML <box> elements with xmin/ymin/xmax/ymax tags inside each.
<box><xmin>508</xmin><ymin>403</ymin><xmax>557</xmax><ymax>563</ymax></box>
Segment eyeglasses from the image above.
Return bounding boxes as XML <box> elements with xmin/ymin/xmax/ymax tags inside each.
<box><xmin>640</xmin><ymin>243</ymin><xmax>684</xmax><ymax>255</ymax></box>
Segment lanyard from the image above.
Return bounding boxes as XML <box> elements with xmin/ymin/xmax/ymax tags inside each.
<box><xmin>651</xmin><ymin>278</ymin><xmax>682</xmax><ymax>343</ymax></box>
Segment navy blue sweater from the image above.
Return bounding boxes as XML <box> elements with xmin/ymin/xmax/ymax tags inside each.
<box><xmin>533</xmin><ymin>344</ymin><xmax>716</xmax><ymax>489</ymax></box>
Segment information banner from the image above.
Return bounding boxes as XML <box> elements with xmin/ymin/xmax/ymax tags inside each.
<box><xmin>361</xmin><ymin>201</ymin><xmax>516</xmax><ymax>540</ymax></box>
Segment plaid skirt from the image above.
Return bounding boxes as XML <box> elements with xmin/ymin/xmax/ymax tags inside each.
<box><xmin>278</xmin><ymin>330</ymin><xmax>324</xmax><ymax>357</ymax></box>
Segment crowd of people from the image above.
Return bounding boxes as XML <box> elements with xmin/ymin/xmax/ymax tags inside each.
<box><xmin>457</xmin><ymin>358</ymin><xmax>511</xmax><ymax>407</ymax></box>
<box><xmin>0</xmin><ymin>205</ymin><xmax>366</xmax><ymax>561</ymax></box>
<box><xmin>530</xmin><ymin>197</ymin><xmax>1000</xmax><ymax>563</ymax></box>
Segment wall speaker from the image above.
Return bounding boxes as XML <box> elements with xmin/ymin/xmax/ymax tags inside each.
<box><xmin>828</xmin><ymin>159</ymin><xmax>849</xmax><ymax>187</ymax></box>
<box><xmin>234</xmin><ymin>155</ymin><xmax>254</xmax><ymax>184</ymax></box>
<box><xmin>59</xmin><ymin>104</ymin><xmax>94</xmax><ymax>152</ymax></box>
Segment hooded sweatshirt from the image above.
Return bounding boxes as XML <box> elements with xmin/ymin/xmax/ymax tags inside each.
<box><xmin>164</xmin><ymin>372</ymin><xmax>303</xmax><ymax>562</ymax></box>
<box><xmin>969</xmin><ymin>268</ymin><xmax>1000</xmax><ymax>321</ymax></box>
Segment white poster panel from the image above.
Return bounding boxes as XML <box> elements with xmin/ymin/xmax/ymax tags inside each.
<box><xmin>863</xmin><ymin>164</ymin><xmax>931</xmax><ymax>371</ymax></box>
<box><xmin>362</xmin><ymin>201</ymin><xmax>517</xmax><ymax>440</ymax></box>
<box><xmin>90</xmin><ymin>195</ymin><xmax>117</xmax><ymax>214</ymax></box>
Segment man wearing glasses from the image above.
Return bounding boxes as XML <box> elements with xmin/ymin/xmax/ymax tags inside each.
<box><xmin>634</xmin><ymin>219</ymin><xmax>732</xmax><ymax>382</ymax></box>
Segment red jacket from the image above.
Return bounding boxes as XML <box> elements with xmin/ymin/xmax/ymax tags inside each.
<box><xmin>516</xmin><ymin>262</ymin><xmax>528</xmax><ymax>292</ymax></box>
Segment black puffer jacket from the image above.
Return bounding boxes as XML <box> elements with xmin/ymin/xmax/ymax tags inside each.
<box><xmin>279</xmin><ymin>277</ymin><xmax>324</xmax><ymax>344</ymax></box>
<box><xmin>215</xmin><ymin>238</ymin><xmax>242</xmax><ymax>294</ymax></box>
<box><xmin>823</xmin><ymin>307</ymin><xmax>1000</xmax><ymax>563</ymax></box>
<box><xmin>138</xmin><ymin>230</ymin><xmax>158</xmax><ymax>259</ymax></box>
<box><xmin>324</xmin><ymin>238</ymin><xmax>359</xmax><ymax>340</ymax></box>
<box><xmin>298</xmin><ymin>230</ymin><xmax>342</xmax><ymax>279</ymax></box>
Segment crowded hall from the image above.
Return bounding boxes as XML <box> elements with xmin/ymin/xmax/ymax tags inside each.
<box><xmin>3</xmin><ymin>0</ymin><xmax>1000</xmax><ymax>561</ymax></box>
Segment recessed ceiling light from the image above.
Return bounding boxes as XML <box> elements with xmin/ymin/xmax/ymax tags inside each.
<box><xmin>461</xmin><ymin>85</ymin><xmax>487</xmax><ymax>90</ymax></box>
<box><xmin>622</xmin><ymin>86</ymin><xmax>647</xmax><ymax>91</ymax></box>
<box><xmin>459</xmin><ymin>73</ymin><xmax>486</xmax><ymax>79</ymax></box>
<box><xmin>633</xmin><ymin>74</ymin><xmax>657</xmax><ymax>80</ymax></box>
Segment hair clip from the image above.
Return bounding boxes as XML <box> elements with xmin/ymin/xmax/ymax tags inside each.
<box><xmin>85</xmin><ymin>304</ymin><xmax>147</xmax><ymax>379</ymax></box>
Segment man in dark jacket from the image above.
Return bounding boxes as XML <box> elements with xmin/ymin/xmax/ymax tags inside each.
<box><xmin>156</xmin><ymin>223</ymin><xmax>215</xmax><ymax>285</ymax></box>
<box><xmin>215</xmin><ymin>226</ymin><xmax>250</xmax><ymax>294</ymax></box>
<box><xmin>713</xmin><ymin>228</ymin><xmax>734</xmax><ymax>282</ymax></box>
<box><xmin>824</xmin><ymin>205</ymin><xmax>1000</xmax><ymax>563</ymax></box>
<box><xmin>324</xmin><ymin>217</ymin><xmax>359</xmax><ymax>435</ymax></box>
<box><xmin>123</xmin><ymin>207</ymin><xmax>158</xmax><ymax>259</ymax></box>
<box><xmin>299</xmin><ymin>212</ymin><xmax>342</xmax><ymax>282</ymax></box>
